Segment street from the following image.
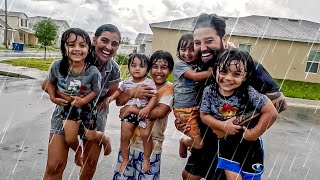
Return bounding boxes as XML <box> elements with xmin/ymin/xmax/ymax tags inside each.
<box><xmin>0</xmin><ymin>76</ymin><xmax>320</xmax><ymax>179</ymax></box>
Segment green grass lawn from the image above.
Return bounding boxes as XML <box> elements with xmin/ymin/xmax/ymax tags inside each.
<box><xmin>1</xmin><ymin>58</ymin><xmax>56</xmax><ymax>71</ymax></box>
<box><xmin>1</xmin><ymin>58</ymin><xmax>319</xmax><ymax>100</ymax></box>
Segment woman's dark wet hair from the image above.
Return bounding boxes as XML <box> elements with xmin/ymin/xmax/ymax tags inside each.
<box><xmin>214</xmin><ymin>48</ymin><xmax>255</xmax><ymax>86</ymax></box>
<box><xmin>150</xmin><ymin>50</ymin><xmax>174</xmax><ymax>71</ymax></box>
<box><xmin>177</xmin><ymin>33</ymin><xmax>194</xmax><ymax>59</ymax></box>
<box><xmin>94</xmin><ymin>24</ymin><xmax>121</xmax><ymax>42</ymax></box>
<box><xmin>193</xmin><ymin>13</ymin><xmax>226</xmax><ymax>38</ymax></box>
<box><xmin>59</xmin><ymin>28</ymin><xmax>94</xmax><ymax>77</ymax></box>
<box><xmin>128</xmin><ymin>53</ymin><xmax>152</xmax><ymax>75</ymax></box>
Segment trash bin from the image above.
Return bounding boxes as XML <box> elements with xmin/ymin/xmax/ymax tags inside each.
<box><xmin>18</xmin><ymin>43</ymin><xmax>24</xmax><ymax>51</ymax></box>
<box><xmin>12</xmin><ymin>42</ymin><xmax>19</xmax><ymax>51</ymax></box>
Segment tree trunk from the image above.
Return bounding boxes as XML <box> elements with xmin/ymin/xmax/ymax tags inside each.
<box><xmin>44</xmin><ymin>46</ymin><xmax>47</xmax><ymax>60</ymax></box>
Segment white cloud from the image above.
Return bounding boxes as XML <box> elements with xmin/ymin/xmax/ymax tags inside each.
<box><xmin>0</xmin><ymin>0</ymin><xmax>319</xmax><ymax>42</ymax></box>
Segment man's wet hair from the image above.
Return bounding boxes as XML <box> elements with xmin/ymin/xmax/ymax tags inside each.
<box><xmin>193</xmin><ymin>13</ymin><xmax>226</xmax><ymax>38</ymax></box>
<box><xmin>150</xmin><ymin>50</ymin><xmax>174</xmax><ymax>71</ymax></box>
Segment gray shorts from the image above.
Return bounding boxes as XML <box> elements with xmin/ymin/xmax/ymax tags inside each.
<box><xmin>50</xmin><ymin>105</ymin><xmax>108</xmax><ymax>135</ymax></box>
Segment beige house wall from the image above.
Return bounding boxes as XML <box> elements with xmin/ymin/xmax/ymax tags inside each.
<box><xmin>229</xmin><ymin>36</ymin><xmax>320</xmax><ymax>83</ymax></box>
<box><xmin>151</xmin><ymin>27</ymin><xmax>320</xmax><ymax>83</ymax></box>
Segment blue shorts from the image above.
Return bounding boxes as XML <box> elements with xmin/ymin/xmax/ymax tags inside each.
<box><xmin>113</xmin><ymin>148</ymin><xmax>161</xmax><ymax>180</ymax></box>
<box><xmin>217</xmin><ymin>136</ymin><xmax>264</xmax><ymax>180</ymax></box>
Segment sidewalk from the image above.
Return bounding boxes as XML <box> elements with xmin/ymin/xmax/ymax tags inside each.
<box><xmin>0</xmin><ymin>62</ymin><xmax>319</xmax><ymax>109</ymax></box>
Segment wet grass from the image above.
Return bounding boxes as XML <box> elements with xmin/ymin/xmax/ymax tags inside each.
<box><xmin>275</xmin><ymin>79</ymin><xmax>320</xmax><ymax>100</ymax></box>
<box><xmin>1</xmin><ymin>58</ymin><xmax>56</xmax><ymax>71</ymax></box>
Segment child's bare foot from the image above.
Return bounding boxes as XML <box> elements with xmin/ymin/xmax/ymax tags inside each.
<box><xmin>142</xmin><ymin>157</ymin><xmax>150</xmax><ymax>173</ymax></box>
<box><xmin>102</xmin><ymin>136</ymin><xmax>112</xmax><ymax>156</ymax></box>
<box><xmin>119</xmin><ymin>159</ymin><xmax>129</xmax><ymax>174</ymax></box>
<box><xmin>179</xmin><ymin>138</ymin><xmax>187</xmax><ymax>158</ymax></box>
<box><xmin>75</xmin><ymin>147</ymin><xmax>83</xmax><ymax>167</ymax></box>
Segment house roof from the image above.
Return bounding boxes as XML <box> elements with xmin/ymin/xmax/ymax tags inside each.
<box><xmin>29</xmin><ymin>16</ymin><xmax>70</xmax><ymax>30</ymax></box>
<box><xmin>150</xmin><ymin>15</ymin><xmax>320</xmax><ymax>44</ymax></box>
<box><xmin>0</xmin><ymin>9</ymin><xmax>28</xmax><ymax>18</ymax></box>
<box><xmin>135</xmin><ymin>33</ymin><xmax>153</xmax><ymax>44</ymax></box>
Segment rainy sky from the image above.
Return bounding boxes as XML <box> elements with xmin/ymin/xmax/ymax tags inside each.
<box><xmin>1</xmin><ymin>0</ymin><xmax>319</xmax><ymax>41</ymax></box>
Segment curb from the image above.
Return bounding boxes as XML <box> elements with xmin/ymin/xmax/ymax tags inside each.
<box><xmin>0</xmin><ymin>70</ymin><xmax>36</xmax><ymax>79</ymax></box>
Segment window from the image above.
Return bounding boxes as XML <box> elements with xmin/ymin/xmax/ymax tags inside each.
<box><xmin>306</xmin><ymin>51</ymin><xmax>320</xmax><ymax>73</ymax></box>
<box><xmin>20</xmin><ymin>18</ymin><xmax>23</xmax><ymax>26</ymax></box>
<box><xmin>239</xmin><ymin>43</ymin><xmax>251</xmax><ymax>53</ymax></box>
<box><xmin>25</xmin><ymin>19</ymin><xmax>28</xmax><ymax>27</ymax></box>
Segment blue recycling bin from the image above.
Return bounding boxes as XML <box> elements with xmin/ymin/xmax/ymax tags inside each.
<box><xmin>18</xmin><ymin>43</ymin><xmax>24</xmax><ymax>51</ymax></box>
<box><xmin>11</xmin><ymin>43</ymin><xmax>24</xmax><ymax>51</ymax></box>
<box><xmin>12</xmin><ymin>42</ymin><xmax>19</xmax><ymax>51</ymax></box>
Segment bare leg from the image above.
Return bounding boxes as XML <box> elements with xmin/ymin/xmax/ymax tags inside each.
<box><xmin>43</xmin><ymin>134</ymin><xmax>69</xmax><ymax>180</ymax></box>
<box><xmin>139</xmin><ymin>120</ymin><xmax>154</xmax><ymax>173</ymax></box>
<box><xmin>84</xmin><ymin>129</ymin><xmax>112</xmax><ymax>156</ymax></box>
<box><xmin>119</xmin><ymin>122</ymin><xmax>135</xmax><ymax>174</ymax></box>
<box><xmin>79</xmin><ymin>140</ymin><xmax>101</xmax><ymax>180</ymax></box>
<box><xmin>63</xmin><ymin>120</ymin><xmax>82</xmax><ymax>166</ymax></box>
<box><xmin>225</xmin><ymin>170</ymin><xmax>243</xmax><ymax>180</ymax></box>
<box><xmin>182</xmin><ymin>170</ymin><xmax>201</xmax><ymax>180</ymax></box>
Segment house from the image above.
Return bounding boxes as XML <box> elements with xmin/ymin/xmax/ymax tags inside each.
<box><xmin>29</xmin><ymin>16</ymin><xmax>70</xmax><ymax>48</ymax></box>
<box><xmin>0</xmin><ymin>18</ymin><xmax>15</xmax><ymax>46</ymax></box>
<box><xmin>150</xmin><ymin>15</ymin><xmax>320</xmax><ymax>83</ymax></box>
<box><xmin>134</xmin><ymin>33</ymin><xmax>153</xmax><ymax>56</ymax></box>
<box><xmin>0</xmin><ymin>9</ymin><xmax>35</xmax><ymax>45</ymax></box>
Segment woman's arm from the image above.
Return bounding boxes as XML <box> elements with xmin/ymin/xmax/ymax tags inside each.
<box><xmin>41</xmin><ymin>78</ymin><xmax>68</xmax><ymax>106</ymax></box>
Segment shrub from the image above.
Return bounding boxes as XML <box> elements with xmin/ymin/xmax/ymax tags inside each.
<box><xmin>115</xmin><ymin>53</ymin><xmax>129</xmax><ymax>65</ymax></box>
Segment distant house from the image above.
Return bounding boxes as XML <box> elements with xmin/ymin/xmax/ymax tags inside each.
<box><xmin>0</xmin><ymin>9</ymin><xmax>35</xmax><ymax>45</ymax></box>
<box><xmin>0</xmin><ymin>18</ymin><xmax>15</xmax><ymax>46</ymax></box>
<box><xmin>135</xmin><ymin>33</ymin><xmax>153</xmax><ymax>56</ymax></box>
<box><xmin>150</xmin><ymin>15</ymin><xmax>320</xmax><ymax>83</ymax></box>
<box><xmin>29</xmin><ymin>16</ymin><xmax>70</xmax><ymax>48</ymax></box>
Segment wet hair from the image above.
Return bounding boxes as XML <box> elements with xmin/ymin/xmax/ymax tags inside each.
<box><xmin>94</xmin><ymin>24</ymin><xmax>121</xmax><ymax>42</ymax></box>
<box><xmin>59</xmin><ymin>28</ymin><xmax>94</xmax><ymax>77</ymax></box>
<box><xmin>193</xmin><ymin>13</ymin><xmax>226</xmax><ymax>38</ymax></box>
<box><xmin>214</xmin><ymin>48</ymin><xmax>255</xmax><ymax>86</ymax></box>
<box><xmin>150</xmin><ymin>50</ymin><xmax>174</xmax><ymax>71</ymax></box>
<box><xmin>128</xmin><ymin>53</ymin><xmax>151</xmax><ymax>76</ymax></box>
<box><xmin>176</xmin><ymin>33</ymin><xmax>194</xmax><ymax>59</ymax></box>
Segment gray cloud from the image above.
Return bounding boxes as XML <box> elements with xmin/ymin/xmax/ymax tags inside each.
<box><xmin>2</xmin><ymin>0</ymin><xmax>319</xmax><ymax>42</ymax></box>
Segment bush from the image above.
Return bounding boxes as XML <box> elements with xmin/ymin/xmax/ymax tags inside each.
<box><xmin>115</xmin><ymin>53</ymin><xmax>129</xmax><ymax>65</ymax></box>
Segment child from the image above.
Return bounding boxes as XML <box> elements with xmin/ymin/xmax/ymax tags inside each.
<box><xmin>200</xmin><ymin>48</ymin><xmax>278</xmax><ymax>180</ymax></box>
<box><xmin>110</xmin><ymin>53</ymin><xmax>158</xmax><ymax>174</ymax></box>
<box><xmin>47</xmin><ymin>28</ymin><xmax>111</xmax><ymax>166</ymax></box>
<box><xmin>173</xmin><ymin>33</ymin><xmax>212</xmax><ymax>158</ymax></box>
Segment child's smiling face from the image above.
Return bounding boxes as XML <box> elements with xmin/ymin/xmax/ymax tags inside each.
<box><xmin>216</xmin><ymin>59</ymin><xmax>247</xmax><ymax>96</ymax></box>
<box><xmin>65</xmin><ymin>33</ymin><xmax>89</xmax><ymax>63</ymax></box>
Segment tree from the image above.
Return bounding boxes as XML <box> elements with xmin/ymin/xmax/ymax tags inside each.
<box><xmin>120</xmin><ymin>37</ymin><xmax>131</xmax><ymax>45</ymax></box>
<box><xmin>34</xmin><ymin>19</ymin><xmax>57</xmax><ymax>59</ymax></box>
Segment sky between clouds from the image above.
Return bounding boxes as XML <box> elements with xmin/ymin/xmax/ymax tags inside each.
<box><xmin>0</xmin><ymin>0</ymin><xmax>319</xmax><ymax>42</ymax></box>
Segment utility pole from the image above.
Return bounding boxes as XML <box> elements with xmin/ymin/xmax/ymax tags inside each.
<box><xmin>4</xmin><ymin>0</ymin><xmax>8</xmax><ymax>49</ymax></box>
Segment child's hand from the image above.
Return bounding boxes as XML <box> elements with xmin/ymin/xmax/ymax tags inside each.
<box><xmin>213</xmin><ymin>129</ymin><xmax>227</xmax><ymax>139</ymax></box>
<box><xmin>222</xmin><ymin>117</ymin><xmax>243</xmax><ymax>136</ymax></box>
<box><xmin>70</xmin><ymin>96</ymin><xmax>86</xmax><ymax>108</ymax></box>
<box><xmin>50</xmin><ymin>96</ymin><xmax>68</xmax><ymax>106</ymax></box>
<box><xmin>242</xmin><ymin>127</ymin><xmax>259</xmax><ymax>141</ymax></box>
<box><xmin>138</xmin><ymin>107</ymin><xmax>150</xmax><ymax>119</ymax></box>
<box><xmin>207</xmin><ymin>67</ymin><xmax>213</xmax><ymax>76</ymax></box>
